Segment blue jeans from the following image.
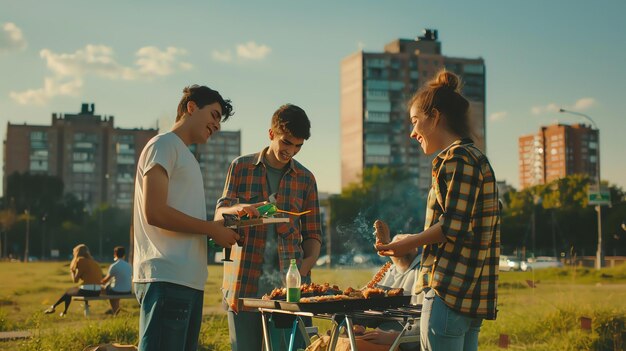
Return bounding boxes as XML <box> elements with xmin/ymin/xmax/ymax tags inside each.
<box><xmin>134</xmin><ymin>282</ymin><xmax>204</xmax><ymax>351</ymax></box>
<box><xmin>420</xmin><ymin>289</ymin><xmax>483</xmax><ymax>351</ymax></box>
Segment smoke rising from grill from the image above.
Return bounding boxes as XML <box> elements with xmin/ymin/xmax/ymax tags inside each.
<box><xmin>329</xmin><ymin>167</ymin><xmax>427</xmax><ymax>266</ymax></box>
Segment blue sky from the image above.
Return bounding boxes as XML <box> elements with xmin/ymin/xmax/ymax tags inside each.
<box><xmin>1</xmin><ymin>0</ymin><xmax>625</xmax><ymax>196</ymax></box>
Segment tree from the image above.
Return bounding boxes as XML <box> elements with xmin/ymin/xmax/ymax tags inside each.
<box><xmin>329</xmin><ymin>166</ymin><xmax>427</xmax><ymax>257</ymax></box>
<box><xmin>1</xmin><ymin>173</ymin><xmax>87</xmax><ymax>260</ymax></box>
<box><xmin>0</xmin><ymin>208</ymin><xmax>17</xmax><ymax>258</ymax></box>
<box><xmin>5</xmin><ymin>172</ymin><xmax>64</xmax><ymax>216</ymax></box>
<box><xmin>500</xmin><ymin>174</ymin><xmax>626</xmax><ymax>257</ymax></box>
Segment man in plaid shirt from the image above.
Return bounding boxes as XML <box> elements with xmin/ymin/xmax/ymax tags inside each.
<box><xmin>215</xmin><ymin>104</ymin><xmax>322</xmax><ymax>351</ymax></box>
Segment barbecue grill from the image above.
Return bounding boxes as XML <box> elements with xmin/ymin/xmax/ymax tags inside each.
<box><xmin>242</xmin><ymin>296</ymin><xmax>421</xmax><ymax>351</ymax></box>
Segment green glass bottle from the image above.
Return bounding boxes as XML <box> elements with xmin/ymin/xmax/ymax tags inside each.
<box><xmin>286</xmin><ymin>259</ymin><xmax>301</xmax><ymax>302</ymax></box>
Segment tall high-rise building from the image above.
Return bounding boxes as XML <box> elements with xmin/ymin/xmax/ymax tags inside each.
<box><xmin>3</xmin><ymin>103</ymin><xmax>157</xmax><ymax>210</ymax></box>
<box><xmin>340</xmin><ymin>29</ymin><xmax>486</xmax><ymax>192</ymax></box>
<box><xmin>518</xmin><ymin>123</ymin><xmax>599</xmax><ymax>189</ymax></box>
<box><xmin>191</xmin><ymin>130</ymin><xmax>241</xmax><ymax>219</ymax></box>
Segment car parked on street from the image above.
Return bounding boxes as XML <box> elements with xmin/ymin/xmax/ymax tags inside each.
<box><xmin>499</xmin><ymin>255</ymin><xmax>523</xmax><ymax>271</ymax></box>
<box><xmin>521</xmin><ymin>256</ymin><xmax>563</xmax><ymax>271</ymax></box>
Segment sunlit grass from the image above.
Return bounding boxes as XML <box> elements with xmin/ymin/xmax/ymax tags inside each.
<box><xmin>0</xmin><ymin>262</ymin><xmax>624</xmax><ymax>350</ymax></box>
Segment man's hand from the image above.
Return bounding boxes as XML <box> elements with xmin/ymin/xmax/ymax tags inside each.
<box><xmin>208</xmin><ymin>225</ymin><xmax>240</xmax><ymax>248</ymax></box>
<box><xmin>300</xmin><ymin>257</ymin><xmax>315</xmax><ymax>277</ymax></box>
<box><xmin>352</xmin><ymin>324</ymin><xmax>366</xmax><ymax>336</ymax></box>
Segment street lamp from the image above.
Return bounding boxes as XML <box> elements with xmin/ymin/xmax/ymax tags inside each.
<box><xmin>99</xmin><ymin>173</ymin><xmax>109</xmax><ymax>260</ymax></box>
<box><xmin>23</xmin><ymin>209</ymin><xmax>30</xmax><ymax>263</ymax></box>
<box><xmin>41</xmin><ymin>214</ymin><xmax>47</xmax><ymax>260</ymax></box>
<box><xmin>558</xmin><ymin>108</ymin><xmax>603</xmax><ymax>269</ymax></box>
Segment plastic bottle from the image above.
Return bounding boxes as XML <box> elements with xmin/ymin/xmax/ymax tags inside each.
<box><xmin>286</xmin><ymin>259</ymin><xmax>301</xmax><ymax>302</ymax></box>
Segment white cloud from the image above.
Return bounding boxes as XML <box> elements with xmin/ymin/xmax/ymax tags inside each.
<box><xmin>212</xmin><ymin>49</ymin><xmax>233</xmax><ymax>63</ymax></box>
<box><xmin>40</xmin><ymin>45</ymin><xmax>136</xmax><ymax>80</ymax></box>
<box><xmin>489</xmin><ymin>111</ymin><xmax>508</xmax><ymax>121</ymax></box>
<box><xmin>179</xmin><ymin>62</ymin><xmax>193</xmax><ymax>71</ymax></box>
<box><xmin>10</xmin><ymin>77</ymin><xmax>82</xmax><ymax>105</ymax></box>
<box><xmin>10</xmin><ymin>44</ymin><xmax>190</xmax><ymax>104</ymax></box>
<box><xmin>236</xmin><ymin>41</ymin><xmax>271</xmax><ymax>60</ymax></box>
<box><xmin>531</xmin><ymin>97</ymin><xmax>596</xmax><ymax>116</ymax></box>
<box><xmin>531</xmin><ymin>103</ymin><xmax>560</xmax><ymax>115</ymax></box>
<box><xmin>0</xmin><ymin>22</ymin><xmax>27</xmax><ymax>53</ymax></box>
<box><xmin>573</xmin><ymin>97</ymin><xmax>595</xmax><ymax>110</ymax></box>
<box><xmin>135</xmin><ymin>46</ymin><xmax>191</xmax><ymax>76</ymax></box>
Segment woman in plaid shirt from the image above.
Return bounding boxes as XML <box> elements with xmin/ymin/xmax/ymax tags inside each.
<box><xmin>376</xmin><ymin>70</ymin><xmax>500</xmax><ymax>351</ymax></box>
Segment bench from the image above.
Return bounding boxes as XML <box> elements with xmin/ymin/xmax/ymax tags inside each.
<box><xmin>0</xmin><ymin>330</ymin><xmax>32</xmax><ymax>341</ymax></box>
<box><xmin>73</xmin><ymin>294</ymin><xmax>136</xmax><ymax>317</ymax></box>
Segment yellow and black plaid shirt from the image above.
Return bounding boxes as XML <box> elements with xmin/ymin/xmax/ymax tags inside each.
<box><xmin>416</xmin><ymin>138</ymin><xmax>500</xmax><ymax>319</ymax></box>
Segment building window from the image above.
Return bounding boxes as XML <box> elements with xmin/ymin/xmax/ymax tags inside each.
<box><xmin>464</xmin><ymin>64</ymin><xmax>484</xmax><ymax>74</ymax></box>
<box><xmin>365</xmin><ymin>155</ymin><xmax>390</xmax><ymax>165</ymax></box>
<box><xmin>365</xmin><ymin>143</ymin><xmax>391</xmax><ymax>156</ymax></box>
<box><xmin>29</xmin><ymin>131</ymin><xmax>49</xmax><ymax>172</ymax></box>
<box><xmin>365</xmin><ymin>90</ymin><xmax>389</xmax><ymax>99</ymax></box>
<box><xmin>72</xmin><ymin>162</ymin><xmax>95</xmax><ymax>173</ymax></box>
<box><xmin>365</xmin><ymin>58</ymin><xmax>387</xmax><ymax>68</ymax></box>
<box><xmin>365</xmin><ymin>100</ymin><xmax>391</xmax><ymax>113</ymax></box>
<box><xmin>73</xmin><ymin>152</ymin><xmax>91</xmax><ymax>161</ymax></box>
<box><xmin>366</xmin><ymin>133</ymin><xmax>388</xmax><ymax>143</ymax></box>
<box><xmin>365</xmin><ymin>111</ymin><xmax>390</xmax><ymax>123</ymax></box>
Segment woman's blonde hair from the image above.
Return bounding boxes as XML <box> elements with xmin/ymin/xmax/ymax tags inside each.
<box><xmin>73</xmin><ymin>244</ymin><xmax>92</xmax><ymax>259</ymax></box>
<box><xmin>70</xmin><ymin>244</ymin><xmax>92</xmax><ymax>271</ymax></box>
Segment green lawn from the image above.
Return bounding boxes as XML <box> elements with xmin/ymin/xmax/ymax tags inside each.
<box><xmin>0</xmin><ymin>262</ymin><xmax>624</xmax><ymax>350</ymax></box>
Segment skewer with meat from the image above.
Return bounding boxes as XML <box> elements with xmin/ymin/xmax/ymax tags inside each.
<box><xmin>373</xmin><ymin>220</ymin><xmax>391</xmax><ymax>245</ymax></box>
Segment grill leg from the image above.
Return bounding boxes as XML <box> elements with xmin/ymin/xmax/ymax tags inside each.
<box><xmin>260</xmin><ymin>312</ymin><xmax>272</xmax><ymax>351</ymax></box>
<box><xmin>84</xmin><ymin>301</ymin><xmax>90</xmax><ymax>317</ymax></box>
<box><xmin>328</xmin><ymin>315</ymin><xmax>343</xmax><ymax>350</ymax></box>
<box><xmin>344</xmin><ymin>317</ymin><xmax>358</xmax><ymax>350</ymax></box>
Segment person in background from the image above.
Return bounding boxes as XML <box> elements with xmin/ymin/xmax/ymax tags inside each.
<box><xmin>101</xmin><ymin>246</ymin><xmax>132</xmax><ymax>315</ymax></box>
<box><xmin>133</xmin><ymin>85</ymin><xmax>240</xmax><ymax>351</ymax></box>
<box><xmin>44</xmin><ymin>244</ymin><xmax>102</xmax><ymax>316</ymax></box>
<box><xmin>376</xmin><ymin>70</ymin><xmax>500</xmax><ymax>351</ymax></box>
<box><xmin>344</xmin><ymin>222</ymin><xmax>422</xmax><ymax>351</ymax></box>
<box><xmin>215</xmin><ymin>104</ymin><xmax>323</xmax><ymax>351</ymax></box>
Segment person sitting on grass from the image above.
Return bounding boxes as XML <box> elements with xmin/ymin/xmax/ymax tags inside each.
<box><xmin>44</xmin><ymin>244</ymin><xmax>103</xmax><ymax>316</ymax></box>
<box><xmin>101</xmin><ymin>245</ymin><xmax>132</xmax><ymax>315</ymax></box>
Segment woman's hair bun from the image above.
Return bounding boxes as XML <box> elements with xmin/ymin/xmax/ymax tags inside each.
<box><xmin>429</xmin><ymin>70</ymin><xmax>461</xmax><ymax>92</ymax></box>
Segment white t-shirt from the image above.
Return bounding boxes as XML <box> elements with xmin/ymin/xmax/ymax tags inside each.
<box><xmin>107</xmin><ymin>258</ymin><xmax>133</xmax><ymax>292</ymax></box>
<box><xmin>133</xmin><ymin>132</ymin><xmax>208</xmax><ymax>291</ymax></box>
<box><xmin>378</xmin><ymin>254</ymin><xmax>421</xmax><ymax>294</ymax></box>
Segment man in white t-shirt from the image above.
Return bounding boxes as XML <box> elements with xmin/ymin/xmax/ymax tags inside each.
<box><xmin>133</xmin><ymin>85</ymin><xmax>241</xmax><ymax>351</ymax></box>
<box><xmin>101</xmin><ymin>246</ymin><xmax>132</xmax><ymax>314</ymax></box>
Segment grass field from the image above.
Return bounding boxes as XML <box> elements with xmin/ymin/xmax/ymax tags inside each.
<box><xmin>0</xmin><ymin>262</ymin><xmax>624</xmax><ymax>350</ymax></box>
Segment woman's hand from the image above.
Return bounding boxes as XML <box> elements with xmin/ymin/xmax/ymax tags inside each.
<box><xmin>375</xmin><ymin>234</ymin><xmax>420</xmax><ymax>257</ymax></box>
<box><xmin>373</xmin><ymin>220</ymin><xmax>391</xmax><ymax>245</ymax></box>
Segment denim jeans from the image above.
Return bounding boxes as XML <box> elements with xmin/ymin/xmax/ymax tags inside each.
<box><xmin>420</xmin><ymin>288</ymin><xmax>483</xmax><ymax>351</ymax></box>
<box><xmin>134</xmin><ymin>282</ymin><xmax>204</xmax><ymax>351</ymax></box>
